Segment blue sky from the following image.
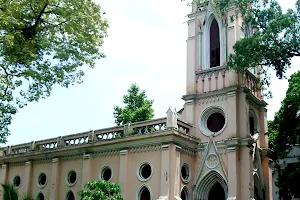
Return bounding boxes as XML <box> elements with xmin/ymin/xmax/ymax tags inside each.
<box><xmin>5</xmin><ymin>0</ymin><xmax>299</xmax><ymax>146</ymax></box>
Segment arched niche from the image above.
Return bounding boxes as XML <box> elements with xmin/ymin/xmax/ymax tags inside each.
<box><xmin>194</xmin><ymin>170</ymin><xmax>227</xmax><ymax>200</ymax></box>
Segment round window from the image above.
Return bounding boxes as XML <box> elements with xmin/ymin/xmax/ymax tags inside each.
<box><xmin>207</xmin><ymin>113</ymin><xmax>225</xmax><ymax>133</ymax></box>
<box><xmin>137</xmin><ymin>162</ymin><xmax>153</xmax><ymax>182</ymax></box>
<box><xmin>13</xmin><ymin>176</ymin><xmax>21</xmax><ymax>188</ymax></box>
<box><xmin>181</xmin><ymin>164</ymin><xmax>191</xmax><ymax>183</ymax></box>
<box><xmin>38</xmin><ymin>173</ymin><xmax>47</xmax><ymax>188</ymax></box>
<box><xmin>199</xmin><ymin>106</ymin><xmax>227</xmax><ymax>136</ymax></box>
<box><xmin>100</xmin><ymin>166</ymin><xmax>112</xmax><ymax>181</ymax></box>
<box><xmin>66</xmin><ymin>170</ymin><xmax>77</xmax><ymax>186</ymax></box>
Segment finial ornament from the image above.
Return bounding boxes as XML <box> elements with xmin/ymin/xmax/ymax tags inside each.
<box><xmin>166</xmin><ymin>106</ymin><xmax>178</xmax><ymax>130</ymax></box>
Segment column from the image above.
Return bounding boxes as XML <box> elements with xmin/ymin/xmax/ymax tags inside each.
<box><xmin>159</xmin><ymin>144</ymin><xmax>170</xmax><ymax>199</ymax></box>
<box><xmin>49</xmin><ymin>158</ymin><xmax>60</xmax><ymax>200</ymax></box>
<box><xmin>81</xmin><ymin>154</ymin><xmax>92</xmax><ymax>188</ymax></box>
<box><xmin>119</xmin><ymin>149</ymin><xmax>129</xmax><ymax>199</ymax></box>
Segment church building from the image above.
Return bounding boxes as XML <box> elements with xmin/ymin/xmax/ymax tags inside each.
<box><xmin>0</xmin><ymin>1</ymin><xmax>272</xmax><ymax>200</ymax></box>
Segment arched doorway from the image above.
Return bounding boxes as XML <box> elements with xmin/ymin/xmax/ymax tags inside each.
<box><xmin>208</xmin><ymin>182</ymin><xmax>226</xmax><ymax>200</ymax></box>
<box><xmin>194</xmin><ymin>171</ymin><xmax>228</xmax><ymax>200</ymax></box>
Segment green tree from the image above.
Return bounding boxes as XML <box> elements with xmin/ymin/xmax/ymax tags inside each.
<box><xmin>1</xmin><ymin>183</ymin><xmax>46</xmax><ymax>200</ymax></box>
<box><xmin>113</xmin><ymin>83</ymin><xmax>154</xmax><ymax>125</ymax></box>
<box><xmin>190</xmin><ymin>0</ymin><xmax>299</xmax><ymax>90</ymax></box>
<box><xmin>2</xmin><ymin>183</ymin><xmax>18</xmax><ymax>200</ymax></box>
<box><xmin>268</xmin><ymin>71</ymin><xmax>300</xmax><ymax>200</ymax></box>
<box><xmin>0</xmin><ymin>0</ymin><xmax>109</xmax><ymax>143</ymax></box>
<box><xmin>78</xmin><ymin>181</ymin><xmax>123</xmax><ymax>200</ymax></box>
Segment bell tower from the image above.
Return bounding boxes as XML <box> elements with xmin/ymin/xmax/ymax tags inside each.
<box><xmin>179</xmin><ymin>1</ymin><xmax>272</xmax><ymax>199</ymax></box>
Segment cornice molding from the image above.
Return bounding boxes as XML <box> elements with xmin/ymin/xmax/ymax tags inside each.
<box><xmin>180</xmin><ymin>147</ymin><xmax>196</xmax><ymax>157</ymax></box>
<box><xmin>196</xmin><ymin>137</ymin><xmax>253</xmax><ymax>154</ymax></box>
<box><xmin>32</xmin><ymin>159</ymin><xmax>52</xmax><ymax>164</ymax></box>
<box><xmin>9</xmin><ymin>162</ymin><xmax>25</xmax><ymax>167</ymax></box>
<box><xmin>92</xmin><ymin>150</ymin><xmax>119</xmax><ymax>157</ymax></box>
<box><xmin>60</xmin><ymin>154</ymin><xmax>83</xmax><ymax>161</ymax></box>
<box><xmin>198</xmin><ymin>93</ymin><xmax>227</xmax><ymax>104</ymax></box>
<box><xmin>246</xmin><ymin>95</ymin><xmax>267</xmax><ymax>110</ymax></box>
<box><xmin>182</xmin><ymin>85</ymin><xmax>238</xmax><ymax>101</ymax></box>
<box><xmin>130</xmin><ymin>145</ymin><xmax>161</xmax><ymax>153</ymax></box>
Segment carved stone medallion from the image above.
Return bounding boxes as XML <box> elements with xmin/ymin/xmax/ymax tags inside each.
<box><xmin>205</xmin><ymin>153</ymin><xmax>219</xmax><ymax>169</ymax></box>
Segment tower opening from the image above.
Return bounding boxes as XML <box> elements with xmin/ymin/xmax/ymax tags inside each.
<box><xmin>208</xmin><ymin>182</ymin><xmax>225</xmax><ymax>200</ymax></box>
<box><xmin>249</xmin><ymin>116</ymin><xmax>255</xmax><ymax>135</ymax></box>
<box><xmin>210</xmin><ymin>19</ymin><xmax>220</xmax><ymax>68</ymax></box>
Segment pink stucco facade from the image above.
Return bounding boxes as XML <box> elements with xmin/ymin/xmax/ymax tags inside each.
<box><xmin>0</xmin><ymin>2</ymin><xmax>271</xmax><ymax>200</ymax></box>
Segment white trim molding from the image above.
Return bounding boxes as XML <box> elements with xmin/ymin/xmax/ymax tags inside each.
<box><xmin>199</xmin><ymin>106</ymin><xmax>227</xmax><ymax>136</ymax></box>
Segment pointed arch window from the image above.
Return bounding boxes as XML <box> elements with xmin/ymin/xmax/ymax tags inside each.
<box><xmin>180</xmin><ymin>186</ymin><xmax>189</xmax><ymax>200</ymax></box>
<box><xmin>137</xmin><ymin>185</ymin><xmax>151</xmax><ymax>200</ymax></box>
<box><xmin>210</xmin><ymin>19</ymin><xmax>220</xmax><ymax>68</ymax></box>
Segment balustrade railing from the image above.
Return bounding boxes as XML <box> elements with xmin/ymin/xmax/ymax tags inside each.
<box><xmin>3</xmin><ymin>118</ymin><xmax>192</xmax><ymax>156</ymax></box>
<box><xmin>244</xmin><ymin>70</ymin><xmax>260</xmax><ymax>98</ymax></box>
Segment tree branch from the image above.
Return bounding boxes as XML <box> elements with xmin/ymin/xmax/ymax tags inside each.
<box><xmin>22</xmin><ymin>0</ymin><xmax>49</xmax><ymax>34</ymax></box>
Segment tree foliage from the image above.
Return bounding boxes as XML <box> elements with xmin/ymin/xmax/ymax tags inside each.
<box><xmin>1</xmin><ymin>183</ymin><xmax>46</xmax><ymax>200</ymax></box>
<box><xmin>113</xmin><ymin>83</ymin><xmax>154</xmax><ymax>125</ymax></box>
<box><xmin>0</xmin><ymin>0</ymin><xmax>108</xmax><ymax>143</ymax></box>
<box><xmin>191</xmin><ymin>0</ymin><xmax>300</xmax><ymax>90</ymax></box>
<box><xmin>268</xmin><ymin>71</ymin><xmax>300</xmax><ymax>200</ymax></box>
<box><xmin>2</xmin><ymin>183</ymin><xmax>18</xmax><ymax>200</ymax></box>
<box><xmin>78</xmin><ymin>181</ymin><xmax>123</xmax><ymax>200</ymax></box>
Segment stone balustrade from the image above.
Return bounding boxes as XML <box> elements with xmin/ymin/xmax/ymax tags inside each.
<box><xmin>244</xmin><ymin>70</ymin><xmax>260</xmax><ymax>98</ymax></box>
<box><xmin>2</xmin><ymin>118</ymin><xmax>192</xmax><ymax>156</ymax></box>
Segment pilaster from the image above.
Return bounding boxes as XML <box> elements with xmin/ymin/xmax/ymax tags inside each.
<box><xmin>119</xmin><ymin>149</ymin><xmax>129</xmax><ymax>199</ymax></box>
<box><xmin>173</xmin><ymin>145</ymin><xmax>181</xmax><ymax>198</ymax></box>
<box><xmin>238</xmin><ymin>146</ymin><xmax>253</xmax><ymax>200</ymax></box>
<box><xmin>49</xmin><ymin>158</ymin><xmax>60</xmax><ymax>200</ymax></box>
<box><xmin>24</xmin><ymin>161</ymin><xmax>32</xmax><ymax>194</ymax></box>
<box><xmin>159</xmin><ymin>144</ymin><xmax>170</xmax><ymax>199</ymax></box>
<box><xmin>0</xmin><ymin>164</ymin><xmax>7</xmax><ymax>184</ymax></box>
<box><xmin>81</xmin><ymin>154</ymin><xmax>92</xmax><ymax>188</ymax></box>
<box><xmin>227</xmin><ymin>147</ymin><xmax>238</xmax><ymax>198</ymax></box>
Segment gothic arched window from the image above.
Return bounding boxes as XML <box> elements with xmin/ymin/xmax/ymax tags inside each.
<box><xmin>138</xmin><ymin>185</ymin><xmax>151</xmax><ymax>200</ymax></box>
<box><xmin>210</xmin><ymin>19</ymin><xmax>220</xmax><ymax>68</ymax></box>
